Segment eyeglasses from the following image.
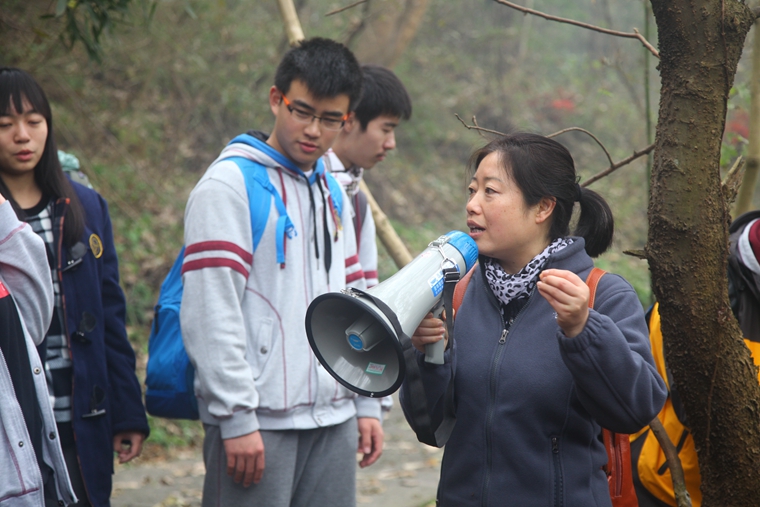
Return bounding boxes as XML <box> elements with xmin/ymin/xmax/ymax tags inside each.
<box><xmin>281</xmin><ymin>94</ymin><xmax>348</xmax><ymax>131</ymax></box>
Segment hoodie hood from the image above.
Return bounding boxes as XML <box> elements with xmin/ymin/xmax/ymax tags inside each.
<box><xmin>216</xmin><ymin>132</ymin><xmax>327</xmax><ymax>185</ymax></box>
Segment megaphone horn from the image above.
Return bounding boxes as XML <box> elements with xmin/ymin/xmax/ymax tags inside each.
<box><xmin>305</xmin><ymin>231</ymin><xmax>478</xmax><ymax>398</ymax></box>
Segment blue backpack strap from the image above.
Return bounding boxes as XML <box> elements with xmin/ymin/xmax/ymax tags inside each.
<box><xmin>158</xmin><ymin>245</ymin><xmax>185</xmax><ymax>305</ymax></box>
<box><xmin>324</xmin><ymin>170</ymin><xmax>343</xmax><ymax>220</ymax></box>
<box><xmin>226</xmin><ymin>157</ymin><xmax>296</xmax><ymax>264</ymax></box>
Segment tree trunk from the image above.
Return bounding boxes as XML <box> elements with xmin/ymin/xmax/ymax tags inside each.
<box><xmin>352</xmin><ymin>0</ymin><xmax>430</xmax><ymax>68</ymax></box>
<box><xmin>648</xmin><ymin>2</ymin><xmax>760</xmax><ymax>506</ymax></box>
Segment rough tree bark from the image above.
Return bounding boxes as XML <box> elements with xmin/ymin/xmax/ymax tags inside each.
<box><xmin>648</xmin><ymin>1</ymin><xmax>760</xmax><ymax>505</ymax></box>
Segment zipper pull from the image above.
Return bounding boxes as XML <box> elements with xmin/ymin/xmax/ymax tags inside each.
<box><xmin>552</xmin><ymin>437</ymin><xmax>559</xmax><ymax>453</ymax></box>
<box><xmin>499</xmin><ymin>329</ymin><xmax>507</xmax><ymax>344</ymax></box>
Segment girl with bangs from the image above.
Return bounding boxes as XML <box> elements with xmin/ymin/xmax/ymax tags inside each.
<box><xmin>0</xmin><ymin>68</ymin><xmax>149</xmax><ymax>507</ymax></box>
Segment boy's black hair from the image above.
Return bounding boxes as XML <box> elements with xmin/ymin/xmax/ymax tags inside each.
<box><xmin>274</xmin><ymin>38</ymin><xmax>363</xmax><ymax>111</ymax></box>
<box><xmin>354</xmin><ymin>65</ymin><xmax>412</xmax><ymax>130</ymax></box>
<box><xmin>0</xmin><ymin>67</ymin><xmax>85</xmax><ymax>247</ymax></box>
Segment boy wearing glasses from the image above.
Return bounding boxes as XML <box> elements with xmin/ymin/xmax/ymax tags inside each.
<box><xmin>324</xmin><ymin>65</ymin><xmax>412</xmax><ymax>289</ymax></box>
<box><xmin>180</xmin><ymin>38</ymin><xmax>383</xmax><ymax>507</ymax></box>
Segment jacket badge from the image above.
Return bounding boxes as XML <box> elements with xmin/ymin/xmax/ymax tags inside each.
<box><xmin>89</xmin><ymin>234</ymin><xmax>104</xmax><ymax>259</ymax></box>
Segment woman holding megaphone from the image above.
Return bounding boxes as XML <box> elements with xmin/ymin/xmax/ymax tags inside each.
<box><xmin>401</xmin><ymin>133</ymin><xmax>667</xmax><ymax>507</ymax></box>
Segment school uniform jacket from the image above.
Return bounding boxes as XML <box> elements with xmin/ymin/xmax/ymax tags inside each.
<box><xmin>53</xmin><ymin>183</ymin><xmax>150</xmax><ymax>507</ymax></box>
<box><xmin>181</xmin><ymin>133</ymin><xmax>381</xmax><ymax>441</ymax></box>
<box><xmin>400</xmin><ymin>238</ymin><xmax>667</xmax><ymax>507</ymax></box>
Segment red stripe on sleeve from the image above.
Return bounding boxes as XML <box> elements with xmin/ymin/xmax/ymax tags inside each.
<box><xmin>344</xmin><ymin>254</ymin><xmax>360</xmax><ymax>268</ymax></box>
<box><xmin>185</xmin><ymin>241</ymin><xmax>253</xmax><ymax>264</ymax></box>
<box><xmin>346</xmin><ymin>270</ymin><xmax>365</xmax><ymax>284</ymax></box>
<box><xmin>181</xmin><ymin>258</ymin><xmax>249</xmax><ymax>278</ymax></box>
<box><xmin>364</xmin><ymin>270</ymin><xmax>378</xmax><ymax>280</ymax></box>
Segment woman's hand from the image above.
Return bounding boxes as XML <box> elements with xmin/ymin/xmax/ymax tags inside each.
<box><xmin>411</xmin><ymin>311</ymin><xmax>448</xmax><ymax>353</ymax></box>
<box><xmin>536</xmin><ymin>269</ymin><xmax>589</xmax><ymax>338</ymax></box>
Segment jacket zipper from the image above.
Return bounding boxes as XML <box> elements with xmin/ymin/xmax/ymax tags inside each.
<box><xmin>481</xmin><ymin>295</ymin><xmax>531</xmax><ymax>506</ymax></box>
<box><xmin>481</xmin><ymin>326</ymin><xmax>508</xmax><ymax>507</ymax></box>
<box><xmin>552</xmin><ymin>436</ymin><xmax>563</xmax><ymax>507</ymax></box>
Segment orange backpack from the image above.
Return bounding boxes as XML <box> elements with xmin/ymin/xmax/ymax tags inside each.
<box><xmin>453</xmin><ymin>266</ymin><xmax>638</xmax><ymax>507</ymax></box>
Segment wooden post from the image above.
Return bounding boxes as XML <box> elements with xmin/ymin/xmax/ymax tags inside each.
<box><xmin>276</xmin><ymin>0</ymin><xmax>305</xmax><ymax>46</ymax></box>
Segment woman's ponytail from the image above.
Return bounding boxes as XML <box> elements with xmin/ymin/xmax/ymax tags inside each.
<box><xmin>574</xmin><ymin>186</ymin><xmax>614</xmax><ymax>258</ymax></box>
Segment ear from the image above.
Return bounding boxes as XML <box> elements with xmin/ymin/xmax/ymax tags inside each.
<box><xmin>535</xmin><ymin>197</ymin><xmax>556</xmax><ymax>224</ymax></box>
<box><xmin>269</xmin><ymin>86</ymin><xmax>281</xmax><ymax>116</ymax></box>
<box><xmin>342</xmin><ymin>112</ymin><xmax>358</xmax><ymax>134</ymax></box>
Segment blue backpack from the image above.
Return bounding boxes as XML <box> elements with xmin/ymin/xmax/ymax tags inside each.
<box><xmin>145</xmin><ymin>152</ymin><xmax>343</xmax><ymax>420</ymax></box>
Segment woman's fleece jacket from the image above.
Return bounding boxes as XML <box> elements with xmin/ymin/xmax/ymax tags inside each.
<box><xmin>400</xmin><ymin>238</ymin><xmax>667</xmax><ymax>507</ymax></box>
<box><xmin>181</xmin><ymin>133</ymin><xmax>380</xmax><ymax>440</ymax></box>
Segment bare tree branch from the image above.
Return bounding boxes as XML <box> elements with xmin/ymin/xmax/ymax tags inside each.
<box><xmin>623</xmin><ymin>249</ymin><xmax>647</xmax><ymax>259</ymax></box>
<box><xmin>492</xmin><ymin>0</ymin><xmax>659</xmax><ymax>58</ymax></box>
<box><xmin>342</xmin><ymin>0</ymin><xmax>371</xmax><ymax>48</ymax></box>
<box><xmin>649</xmin><ymin>418</ymin><xmax>693</xmax><ymax>507</ymax></box>
<box><xmin>455</xmin><ymin>115</ymin><xmax>653</xmax><ymax>187</ymax></box>
<box><xmin>455</xmin><ymin>114</ymin><xmax>507</xmax><ymax>138</ymax></box>
<box><xmin>722</xmin><ymin>156</ymin><xmax>746</xmax><ymax>205</ymax></box>
<box><xmin>582</xmin><ymin>143</ymin><xmax>655</xmax><ymax>187</ymax></box>
<box><xmin>326</xmin><ymin>0</ymin><xmax>369</xmax><ymax>17</ymax></box>
<box><xmin>547</xmin><ymin>127</ymin><xmax>614</xmax><ymax>168</ymax></box>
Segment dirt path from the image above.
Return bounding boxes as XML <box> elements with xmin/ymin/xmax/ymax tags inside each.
<box><xmin>111</xmin><ymin>394</ymin><xmax>442</xmax><ymax>507</ymax></box>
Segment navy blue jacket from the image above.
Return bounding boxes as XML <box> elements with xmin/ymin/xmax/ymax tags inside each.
<box><xmin>53</xmin><ymin>181</ymin><xmax>149</xmax><ymax>507</ymax></box>
<box><xmin>401</xmin><ymin>239</ymin><xmax>667</xmax><ymax>507</ymax></box>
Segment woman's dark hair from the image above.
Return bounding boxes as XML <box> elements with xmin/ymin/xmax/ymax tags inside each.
<box><xmin>353</xmin><ymin>65</ymin><xmax>412</xmax><ymax>130</ymax></box>
<box><xmin>467</xmin><ymin>132</ymin><xmax>614</xmax><ymax>257</ymax></box>
<box><xmin>0</xmin><ymin>67</ymin><xmax>85</xmax><ymax>247</ymax></box>
<box><xmin>274</xmin><ymin>37</ymin><xmax>364</xmax><ymax>111</ymax></box>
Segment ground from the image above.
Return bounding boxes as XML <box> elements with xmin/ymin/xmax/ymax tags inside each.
<box><xmin>110</xmin><ymin>393</ymin><xmax>442</xmax><ymax>507</ymax></box>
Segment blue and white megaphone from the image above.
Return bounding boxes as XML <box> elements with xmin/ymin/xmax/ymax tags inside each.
<box><xmin>305</xmin><ymin>231</ymin><xmax>478</xmax><ymax>398</ymax></box>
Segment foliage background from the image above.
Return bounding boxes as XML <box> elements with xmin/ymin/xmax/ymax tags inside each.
<box><xmin>1</xmin><ymin>0</ymin><xmax>756</xmax><ymax>449</ymax></box>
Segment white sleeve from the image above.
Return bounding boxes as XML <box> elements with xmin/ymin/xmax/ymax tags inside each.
<box><xmin>0</xmin><ymin>202</ymin><xmax>53</xmax><ymax>345</ymax></box>
<box><xmin>180</xmin><ymin>166</ymin><xmax>260</xmax><ymax>439</ymax></box>
<box><xmin>358</xmin><ymin>201</ymin><xmax>379</xmax><ymax>288</ymax></box>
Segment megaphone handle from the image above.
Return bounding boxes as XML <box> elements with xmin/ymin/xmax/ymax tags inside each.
<box><xmin>425</xmin><ymin>301</ymin><xmax>446</xmax><ymax>365</ymax></box>
<box><xmin>424</xmin><ymin>339</ymin><xmax>445</xmax><ymax>365</ymax></box>
<box><xmin>424</xmin><ymin>265</ymin><xmax>457</xmax><ymax>365</ymax></box>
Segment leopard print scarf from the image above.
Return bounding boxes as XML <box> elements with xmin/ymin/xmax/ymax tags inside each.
<box><xmin>484</xmin><ymin>237</ymin><xmax>574</xmax><ymax>309</ymax></box>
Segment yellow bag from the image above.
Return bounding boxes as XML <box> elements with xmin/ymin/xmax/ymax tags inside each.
<box><xmin>633</xmin><ymin>303</ymin><xmax>760</xmax><ymax>507</ymax></box>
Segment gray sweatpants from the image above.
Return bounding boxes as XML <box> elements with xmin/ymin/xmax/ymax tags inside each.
<box><xmin>201</xmin><ymin>417</ymin><xmax>357</xmax><ymax>507</ymax></box>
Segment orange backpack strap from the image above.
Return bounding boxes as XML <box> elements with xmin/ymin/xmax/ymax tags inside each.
<box><xmin>587</xmin><ymin>267</ymin><xmax>639</xmax><ymax>507</ymax></box>
<box><xmin>453</xmin><ymin>264</ymin><xmax>478</xmax><ymax>314</ymax></box>
<box><xmin>585</xmin><ymin>267</ymin><xmax>607</xmax><ymax>309</ymax></box>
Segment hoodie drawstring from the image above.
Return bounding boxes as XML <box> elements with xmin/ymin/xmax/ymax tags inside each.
<box><xmin>313</xmin><ymin>177</ymin><xmax>332</xmax><ymax>274</ymax></box>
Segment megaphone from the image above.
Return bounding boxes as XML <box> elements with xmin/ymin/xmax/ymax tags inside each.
<box><xmin>305</xmin><ymin>231</ymin><xmax>478</xmax><ymax>398</ymax></box>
